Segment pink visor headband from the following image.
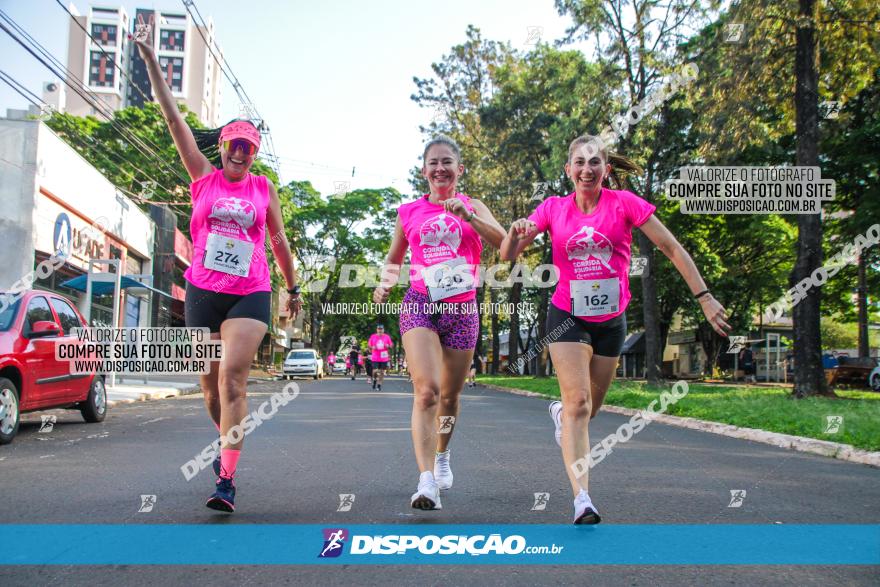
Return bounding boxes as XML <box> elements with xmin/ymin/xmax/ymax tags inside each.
<box><xmin>220</xmin><ymin>121</ymin><xmax>261</xmax><ymax>151</ymax></box>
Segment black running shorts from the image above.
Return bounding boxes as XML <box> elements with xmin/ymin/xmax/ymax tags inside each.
<box><xmin>546</xmin><ymin>303</ymin><xmax>627</xmax><ymax>357</ymax></box>
<box><xmin>184</xmin><ymin>281</ymin><xmax>271</xmax><ymax>333</ymax></box>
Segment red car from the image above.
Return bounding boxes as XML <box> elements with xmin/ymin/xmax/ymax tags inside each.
<box><xmin>0</xmin><ymin>289</ymin><xmax>106</xmax><ymax>444</ymax></box>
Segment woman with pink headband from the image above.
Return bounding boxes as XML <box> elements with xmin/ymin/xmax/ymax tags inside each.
<box><xmin>134</xmin><ymin>30</ymin><xmax>301</xmax><ymax>513</ymax></box>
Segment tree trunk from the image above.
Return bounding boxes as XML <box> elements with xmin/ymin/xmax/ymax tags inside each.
<box><xmin>535</xmin><ymin>239</ymin><xmax>552</xmax><ymax>377</ymax></box>
<box><xmin>476</xmin><ymin>283</ymin><xmax>485</xmax><ymax>368</ymax></box>
<box><xmin>792</xmin><ymin>0</ymin><xmax>831</xmax><ymax>397</ymax></box>
<box><xmin>490</xmin><ymin>286</ymin><xmax>500</xmax><ymax>374</ymax></box>
<box><xmin>857</xmin><ymin>252</ymin><xmax>869</xmax><ymax>358</ymax></box>
<box><xmin>508</xmin><ymin>274</ymin><xmax>522</xmax><ymax>374</ymax></box>
<box><xmin>639</xmin><ymin>231</ymin><xmax>663</xmax><ymax>383</ymax></box>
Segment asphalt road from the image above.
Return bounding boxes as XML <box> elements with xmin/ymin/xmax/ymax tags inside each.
<box><xmin>1</xmin><ymin>374</ymin><xmax>878</xmax><ymax>585</ymax></box>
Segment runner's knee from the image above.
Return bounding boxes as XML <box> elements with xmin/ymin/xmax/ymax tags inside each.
<box><xmin>413</xmin><ymin>382</ymin><xmax>440</xmax><ymax>410</ymax></box>
<box><xmin>562</xmin><ymin>393</ymin><xmax>591</xmax><ymax>420</ymax></box>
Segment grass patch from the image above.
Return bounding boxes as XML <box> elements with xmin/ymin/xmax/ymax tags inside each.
<box><xmin>478</xmin><ymin>375</ymin><xmax>880</xmax><ymax>452</ymax></box>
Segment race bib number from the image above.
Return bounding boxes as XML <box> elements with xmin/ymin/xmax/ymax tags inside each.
<box><xmin>571</xmin><ymin>278</ymin><xmax>620</xmax><ymax>317</ymax></box>
<box><xmin>380</xmin><ymin>350</ymin><xmax>389</xmax><ymax>359</ymax></box>
<box><xmin>421</xmin><ymin>256</ymin><xmax>474</xmax><ymax>302</ymax></box>
<box><xmin>203</xmin><ymin>233</ymin><xmax>254</xmax><ymax>277</ymax></box>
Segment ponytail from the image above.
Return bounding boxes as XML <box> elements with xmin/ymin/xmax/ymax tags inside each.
<box><xmin>605</xmin><ymin>152</ymin><xmax>642</xmax><ymax>189</ymax></box>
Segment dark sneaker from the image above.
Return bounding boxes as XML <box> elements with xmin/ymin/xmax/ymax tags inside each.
<box><xmin>206</xmin><ymin>477</ymin><xmax>236</xmax><ymax>512</ymax></box>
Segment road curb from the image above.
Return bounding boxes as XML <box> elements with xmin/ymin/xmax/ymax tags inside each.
<box><xmin>478</xmin><ymin>382</ymin><xmax>880</xmax><ymax>468</ymax></box>
<box><xmin>106</xmin><ymin>385</ymin><xmax>201</xmax><ymax>408</ymax></box>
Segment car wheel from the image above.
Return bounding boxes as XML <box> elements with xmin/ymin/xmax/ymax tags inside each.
<box><xmin>79</xmin><ymin>376</ymin><xmax>107</xmax><ymax>423</ymax></box>
<box><xmin>872</xmin><ymin>373</ymin><xmax>880</xmax><ymax>392</ymax></box>
<box><xmin>0</xmin><ymin>378</ymin><xmax>20</xmax><ymax>445</ymax></box>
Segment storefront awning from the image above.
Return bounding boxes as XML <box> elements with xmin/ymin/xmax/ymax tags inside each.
<box><xmin>60</xmin><ymin>275</ymin><xmax>174</xmax><ymax>298</ymax></box>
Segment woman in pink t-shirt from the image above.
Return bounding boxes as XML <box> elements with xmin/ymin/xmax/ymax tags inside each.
<box><xmin>373</xmin><ymin>136</ymin><xmax>506</xmax><ymax>511</ymax></box>
<box><xmin>135</xmin><ymin>31</ymin><xmax>301</xmax><ymax>514</ymax></box>
<box><xmin>501</xmin><ymin>135</ymin><xmax>730</xmax><ymax>524</ymax></box>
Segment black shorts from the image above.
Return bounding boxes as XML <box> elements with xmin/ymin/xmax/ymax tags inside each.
<box><xmin>546</xmin><ymin>303</ymin><xmax>627</xmax><ymax>357</ymax></box>
<box><xmin>372</xmin><ymin>361</ymin><xmax>388</xmax><ymax>370</ymax></box>
<box><xmin>184</xmin><ymin>281</ymin><xmax>271</xmax><ymax>333</ymax></box>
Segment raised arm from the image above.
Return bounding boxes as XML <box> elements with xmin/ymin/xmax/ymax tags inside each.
<box><xmin>132</xmin><ymin>28</ymin><xmax>212</xmax><ymax>181</ymax></box>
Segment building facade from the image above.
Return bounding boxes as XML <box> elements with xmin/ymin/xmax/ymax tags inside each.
<box><xmin>0</xmin><ymin>110</ymin><xmax>157</xmax><ymax>328</ymax></box>
<box><xmin>63</xmin><ymin>4</ymin><xmax>223</xmax><ymax>127</ymax></box>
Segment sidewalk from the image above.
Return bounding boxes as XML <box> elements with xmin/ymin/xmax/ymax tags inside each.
<box><xmin>477</xmin><ymin>381</ymin><xmax>880</xmax><ymax>468</ymax></box>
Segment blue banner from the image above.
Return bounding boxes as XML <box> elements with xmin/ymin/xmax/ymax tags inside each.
<box><xmin>1</xmin><ymin>525</ymin><xmax>877</xmax><ymax>565</ymax></box>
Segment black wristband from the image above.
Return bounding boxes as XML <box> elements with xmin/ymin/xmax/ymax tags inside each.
<box><xmin>695</xmin><ymin>289</ymin><xmax>711</xmax><ymax>300</ymax></box>
<box><xmin>286</xmin><ymin>285</ymin><xmax>301</xmax><ymax>296</ymax></box>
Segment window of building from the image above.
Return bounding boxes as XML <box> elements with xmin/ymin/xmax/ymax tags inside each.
<box><xmin>91</xmin><ymin>23</ymin><xmax>117</xmax><ymax>47</ymax></box>
<box><xmin>125</xmin><ymin>253</ymin><xmax>144</xmax><ymax>276</ymax></box>
<box><xmin>89</xmin><ymin>51</ymin><xmax>115</xmax><ymax>87</ymax></box>
<box><xmin>159</xmin><ymin>29</ymin><xmax>185</xmax><ymax>51</ymax></box>
<box><xmin>158</xmin><ymin>56</ymin><xmax>184</xmax><ymax>92</ymax></box>
<box><xmin>50</xmin><ymin>298</ymin><xmax>83</xmax><ymax>334</ymax></box>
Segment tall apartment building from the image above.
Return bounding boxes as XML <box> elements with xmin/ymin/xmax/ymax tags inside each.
<box><xmin>63</xmin><ymin>4</ymin><xmax>223</xmax><ymax>127</ymax></box>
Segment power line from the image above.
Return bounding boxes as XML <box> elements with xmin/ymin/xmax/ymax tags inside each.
<box><xmin>0</xmin><ymin>69</ymin><xmax>191</xmax><ymax>208</ymax></box>
<box><xmin>53</xmin><ymin>0</ymin><xmax>155</xmax><ymax>111</ymax></box>
<box><xmin>180</xmin><ymin>0</ymin><xmax>283</xmax><ymax>182</ymax></box>
<box><xmin>0</xmin><ymin>9</ymin><xmax>193</xmax><ymax>188</ymax></box>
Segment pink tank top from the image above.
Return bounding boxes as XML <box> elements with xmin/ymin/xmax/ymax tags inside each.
<box><xmin>397</xmin><ymin>193</ymin><xmax>482</xmax><ymax>303</ymax></box>
<box><xmin>184</xmin><ymin>169</ymin><xmax>272</xmax><ymax>295</ymax></box>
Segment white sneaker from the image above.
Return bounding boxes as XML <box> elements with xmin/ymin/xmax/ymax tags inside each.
<box><xmin>434</xmin><ymin>450</ymin><xmax>453</xmax><ymax>490</ymax></box>
<box><xmin>573</xmin><ymin>489</ymin><xmax>601</xmax><ymax>524</ymax></box>
<box><xmin>549</xmin><ymin>401</ymin><xmax>562</xmax><ymax>447</ymax></box>
<box><xmin>410</xmin><ymin>471</ymin><xmax>442</xmax><ymax>510</ymax></box>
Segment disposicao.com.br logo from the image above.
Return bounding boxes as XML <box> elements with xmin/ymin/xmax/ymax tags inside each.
<box><xmin>319</xmin><ymin>528</ymin><xmax>563</xmax><ymax>558</ymax></box>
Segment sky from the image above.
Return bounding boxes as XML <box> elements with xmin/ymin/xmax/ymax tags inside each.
<box><xmin>0</xmin><ymin>0</ymin><xmax>593</xmax><ymax>197</ymax></box>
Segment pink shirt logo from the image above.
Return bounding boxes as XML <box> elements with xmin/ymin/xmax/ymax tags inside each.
<box><xmin>208</xmin><ymin>197</ymin><xmax>257</xmax><ymax>240</ymax></box>
<box><xmin>565</xmin><ymin>226</ymin><xmax>616</xmax><ymax>273</ymax></box>
<box><xmin>419</xmin><ymin>213</ymin><xmax>462</xmax><ymax>254</ymax></box>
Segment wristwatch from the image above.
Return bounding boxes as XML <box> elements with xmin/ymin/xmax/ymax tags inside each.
<box><xmin>286</xmin><ymin>285</ymin><xmax>301</xmax><ymax>297</ymax></box>
<box><xmin>465</xmin><ymin>210</ymin><xmax>476</xmax><ymax>222</ymax></box>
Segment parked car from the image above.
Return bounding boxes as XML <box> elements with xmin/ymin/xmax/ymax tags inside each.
<box><xmin>334</xmin><ymin>359</ymin><xmax>346</xmax><ymax>374</ymax></box>
<box><xmin>870</xmin><ymin>365</ymin><xmax>880</xmax><ymax>392</ymax></box>
<box><xmin>282</xmin><ymin>349</ymin><xmax>324</xmax><ymax>380</ymax></box>
<box><xmin>0</xmin><ymin>290</ymin><xmax>106</xmax><ymax>444</ymax></box>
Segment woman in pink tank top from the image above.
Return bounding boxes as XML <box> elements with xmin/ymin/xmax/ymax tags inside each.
<box><xmin>373</xmin><ymin>136</ymin><xmax>506</xmax><ymax>511</ymax></box>
<box><xmin>135</xmin><ymin>31</ymin><xmax>301</xmax><ymax>514</ymax></box>
<box><xmin>501</xmin><ymin>135</ymin><xmax>731</xmax><ymax>524</ymax></box>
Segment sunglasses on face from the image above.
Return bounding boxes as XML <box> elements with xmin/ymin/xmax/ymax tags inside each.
<box><xmin>222</xmin><ymin>139</ymin><xmax>257</xmax><ymax>157</ymax></box>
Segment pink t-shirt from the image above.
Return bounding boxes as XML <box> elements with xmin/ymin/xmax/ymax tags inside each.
<box><xmin>397</xmin><ymin>193</ymin><xmax>482</xmax><ymax>302</ymax></box>
<box><xmin>528</xmin><ymin>189</ymin><xmax>655</xmax><ymax>321</ymax></box>
<box><xmin>184</xmin><ymin>169</ymin><xmax>272</xmax><ymax>295</ymax></box>
<box><xmin>357</xmin><ymin>354</ymin><xmax>364</xmax><ymax>365</ymax></box>
<box><xmin>369</xmin><ymin>333</ymin><xmax>393</xmax><ymax>362</ymax></box>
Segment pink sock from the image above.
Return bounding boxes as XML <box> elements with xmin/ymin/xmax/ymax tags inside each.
<box><xmin>219</xmin><ymin>448</ymin><xmax>240</xmax><ymax>480</ymax></box>
<box><xmin>213</xmin><ymin>421</ymin><xmax>221</xmax><ymax>433</ymax></box>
